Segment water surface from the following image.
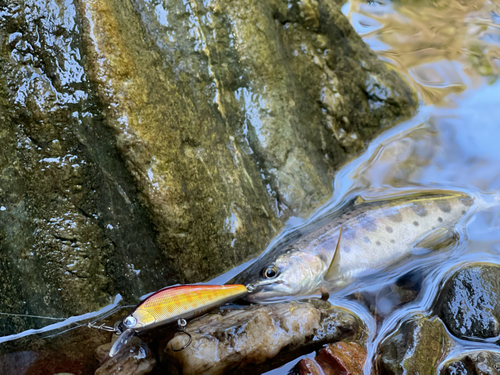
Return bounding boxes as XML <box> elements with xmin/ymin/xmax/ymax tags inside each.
<box><xmin>264</xmin><ymin>0</ymin><xmax>500</xmax><ymax>371</ymax></box>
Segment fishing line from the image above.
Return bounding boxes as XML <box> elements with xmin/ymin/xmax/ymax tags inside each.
<box><xmin>0</xmin><ymin>295</ymin><xmax>134</xmax><ymax>345</ymax></box>
<box><xmin>0</xmin><ymin>312</ymin><xmax>66</xmax><ymax>320</ymax></box>
<box><xmin>42</xmin><ymin>304</ymin><xmax>137</xmax><ymax>339</ymax></box>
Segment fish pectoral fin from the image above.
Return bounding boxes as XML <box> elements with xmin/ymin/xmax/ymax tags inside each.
<box><xmin>413</xmin><ymin>227</ymin><xmax>458</xmax><ymax>252</ymax></box>
<box><xmin>109</xmin><ymin>328</ymin><xmax>136</xmax><ymax>357</ymax></box>
<box><xmin>324</xmin><ymin>227</ymin><xmax>343</xmax><ymax>282</ymax></box>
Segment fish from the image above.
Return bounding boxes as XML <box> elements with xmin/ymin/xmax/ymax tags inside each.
<box><xmin>109</xmin><ymin>284</ymin><xmax>248</xmax><ymax>357</ymax></box>
<box><xmin>237</xmin><ymin>191</ymin><xmax>476</xmax><ymax>303</ymax></box>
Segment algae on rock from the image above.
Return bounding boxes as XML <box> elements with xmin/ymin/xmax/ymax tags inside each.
<box><xmin>0</xmin><ymin>0</ymin><xmax>415</xmax><ymax>335</ymax></box>
<box><xmin>0</xmin><ymin>0</ymin><xmax>175</xmax><ymax>335</ymax></box>
<box><xmin>376</xmin><ymin>315</ymin><xmax>451</xmax><ymax>374</ymax></box>
<box><xmin>79</xmin><ymin>0</ymin><xmax>416</xmax><ymax>283</ymax></box>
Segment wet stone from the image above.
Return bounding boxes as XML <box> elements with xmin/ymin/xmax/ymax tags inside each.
<box><xmin>375</xmin><ymin>315</ymin><xmax>451</xmax><ymax>374</ymax></box>
<box><xmin>435</xmin><ymin>263</ymin><xmax>500</xmax><ymax>340</ymax></box>
<box><xmin>440</xmin><ymin>351</ymin><xmax>500</xmax><ymax>375</ymax></box>
<box><xmin>295</xmin><ymin>341</ymin><xmax>366</xmax><ymax>375</ymax></box>
<box><xmin>162</xmin><ymin>300</ymin><xmax>364</xmax><ymax>375</ymax></box>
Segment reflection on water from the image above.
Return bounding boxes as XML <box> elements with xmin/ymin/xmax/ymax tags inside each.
<box><xmin>346</xmin><ymin>0</ymin><xmax>500</xmax><ymax>103</ymax></box>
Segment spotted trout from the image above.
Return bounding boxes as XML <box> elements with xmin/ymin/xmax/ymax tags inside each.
<box><xmin>239</xmin><ymin>191</ymin><xmax>477</xmax><ymax>303</ymax></box>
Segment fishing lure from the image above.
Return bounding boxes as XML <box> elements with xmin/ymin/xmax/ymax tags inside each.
<box><xmin>92</xmin><ymin>284</ymin><xmax>249</xmax><ymax>357</ymax></box>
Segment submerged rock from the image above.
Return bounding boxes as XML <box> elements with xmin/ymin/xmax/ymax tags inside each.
<box><xmin>440</xmin><ymin>351</ymin><xmax>500</xmax><ymax>374</ymax></box>
<box><xmin>435</xmin><ymin>263</ymin><xmax>500</xmax><ymax>341</ymax></box>
<box><xmin>295</xmin><ymin>341</ymin><xmax>366</xmax><ymax>375</ymax></box>
<box><xmin>375</xmin><ymin>315</ymin><xmax>451</xmax><ymax>374</ymax></box>
<box><xmin>162</xmin><ymin>300</ymin><xmax>364</xmax><ymax>375</ymax></box>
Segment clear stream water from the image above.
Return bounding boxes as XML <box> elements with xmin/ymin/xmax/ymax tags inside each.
<box><xmin>263</xmin><ymin>0</ymin><xmax>500</xmax><ymax>372</ymax></box>
<box><xmin>4</xmin><ymin>0</ymin><xmax>500</xmax><ymax>373</ymax></box>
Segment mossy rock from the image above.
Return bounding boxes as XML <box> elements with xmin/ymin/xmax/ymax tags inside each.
<box><xmin>0</xmin><ymin>0</ymin><xmax>416</xmax><ymax>337</ymax></box>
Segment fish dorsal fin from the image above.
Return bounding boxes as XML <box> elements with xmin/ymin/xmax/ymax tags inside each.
<box><xmin>325</xmin><ymin>227</ymin><xmax>343</xmax><ymax>281</ymax></box>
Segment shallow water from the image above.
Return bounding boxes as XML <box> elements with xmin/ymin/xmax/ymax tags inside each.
<box><xmin>3</xmin><ymin>0</ymin><xmax>500</xmax><ymax>373</ymax></box>
<box><xmin>261</xmin><ymin>0</ymin><xmax>500</xmax><ymax>372</ymax></box>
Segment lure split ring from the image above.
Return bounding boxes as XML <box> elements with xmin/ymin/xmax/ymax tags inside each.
<box><xmin>88</xmin><ymin>321</ymin><xmax>120</xmax><ymax>334</ymax></box>
<box><xmin>171</xmin><ymin>318</ymin><xmax>192</xmax><ymax>352</ymax></box>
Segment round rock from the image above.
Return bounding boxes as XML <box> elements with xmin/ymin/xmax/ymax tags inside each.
<box><xmin>375</xmin><ymin>315</ymin><xmax>451</xmax><ymax>374</ymax></box>
<box><xmin>440</xmin><ymin>351</ymin><xmax>500</xmax><ymax>374</ymax></box>
<box><xmin>435</xmin><ymin>263</ymin><xmax>500</xmax><ymax>340</ymax></box>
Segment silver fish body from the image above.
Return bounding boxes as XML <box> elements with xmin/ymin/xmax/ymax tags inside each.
<box><xmin>240</xmin><ymin>192</ymin><xmax>475</xmax><ymax>303</ymax></box>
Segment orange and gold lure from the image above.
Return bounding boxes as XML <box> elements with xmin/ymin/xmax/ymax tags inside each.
<box><xmin>109</xmin><ymin>284</ymin><xmax>248</xmax><ymax>357</ymax></box>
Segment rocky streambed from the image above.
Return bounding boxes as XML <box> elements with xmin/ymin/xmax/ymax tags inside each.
<box><xmin>89</xmin><ymin>262</ymin><xmax>500</xmax><ymax>374</ymax></box>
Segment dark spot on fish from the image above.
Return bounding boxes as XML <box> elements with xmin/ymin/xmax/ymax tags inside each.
<box><xmin>387</xmin><ymin>211</ymin><xmax>403</xmax><ymax>223</ymax></box>
<box><xmin>462</xmin><ymin>210</ymin><xmax>466</xmax><ymax>215</ymax></box>
<box><xmin>411</xmin><ymin>204</ymin><xmax>428</xmax><ymax>217</ymax></box>
<box><xmin>438</xmin><ymin>217</ymin><xmax>443</xmax><ymax>223</ymax></box>
<box><xmin>376</xmin><ymin>241</ymin><xmax>381</xmax><ymax>246</ymax></box>
<box><xmin>343</xmin><ymin>246</ymin><xmax>351</xmax><ymax>253</ymax></box>
<box><xmin>361</xmin><ymin>215</ymin><xmax>378</xmax><ymax>232</ymax></box>
<box><xmin>460</xmin><ymin>197</ymin><xmax>474</xmax><ymax>207</ymax></box>
<box><xmin>432</xmin><ymin>226</ymin><xmax>436</xmax><ymax>230</ymax></box>
<box><xmin>386</xmin><ymin>226</ymin><xmax>393</xmax><ymax>233</ymax></box>
<box><xmin>390</xmin><ymin>239</ymin><xmax>395</xmax><ymax>243</ymax></box>
<box><xmin>413</xmin><ymin>221</ymin><xmax>419</xmax><ymax>226</ymax></box>
<box><xmin>363</xmin><ymin>236</ymin><xmax>370</xmax><ymax>243</ymax></box>
<box><xmin>438</xmin><ymin>201</ymin><xmax>452</xmax><ymax>213</ymax></box>
<box><xmin>343</xmin><ymin>228</ymin><xmax>356</xmax><ymax>240</ymax></box>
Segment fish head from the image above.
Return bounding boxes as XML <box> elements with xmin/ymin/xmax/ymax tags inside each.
<box><xmin>120</xmin><ymin>308</ymin><xmax>156</xmax><ymax>332</ymax></box>
<box><xmin>243</xmin><ymin>251</ymin><xmax>326</xmax><ymax>303</ymax></box>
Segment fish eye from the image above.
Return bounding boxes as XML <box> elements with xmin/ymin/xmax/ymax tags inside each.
<box><xmin>261</xmin><ymin>265</ymin><xmax>280</xmax><ymax>279</ymax></box>
<box><xmin>123</xmin><ymin>316</ymin><xmax>137</xmax><ymax>328</ymax></box>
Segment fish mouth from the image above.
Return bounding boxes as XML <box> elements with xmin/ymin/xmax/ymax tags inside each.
<box><xmin>246</xmin><ymin>278</ymin><xmax>282</xmax><ymax>292</ymax></box>
<box><xmin>244</xmin><ymin>279</ymin><xmax>288</xmax><ymax>303</ymax></box>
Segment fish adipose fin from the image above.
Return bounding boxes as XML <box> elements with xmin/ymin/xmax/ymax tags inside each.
<box><xmin>413</xmin><ymin>227</ymin><xmax>457</xmax><ymax>253</ymax></box>
<box><xmin>324</xmin><ymin>227</ymin><xmax>343</xmax><ymax>281</ymax></box>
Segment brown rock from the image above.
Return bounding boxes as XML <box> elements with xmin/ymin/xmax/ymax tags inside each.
<box><xmin>163</xmin><ymin>300</ymin><xmax>363</xmax><ymax>375</ymax></box>
<box><xmin>297</xmin><ymin>358</ymin><xmax>323</xmax><ymax>375</ymax></box>
<box><xmin>318</xmin><ymin>342</ymin><xmax>366</xmax><ymax>375</ymax></box>
<box><xmin>297</xmin><ymin>342</ymin><xmax>366</xmax><ymax>375</ymax></box>
<box><xmin>375</xmin><ymin>315</ymin><xmax>451</xmax><ymax>374</ymax></box>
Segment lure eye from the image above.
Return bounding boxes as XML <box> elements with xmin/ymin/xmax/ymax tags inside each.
<box><xmin>261</xmin><ymin>265</ymin><xmax>280</xmax><ymax>279</ymax></box>
<box><xmin>123</xmin><ymin>316</ymin><xmax>137</xmax><ymax>328</ymax></box>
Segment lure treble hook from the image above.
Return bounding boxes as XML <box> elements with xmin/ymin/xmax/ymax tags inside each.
<box><xmin>171</xmin><ymin>318</ymin><xmax>192</xmax><ymax>352</ymax></box>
